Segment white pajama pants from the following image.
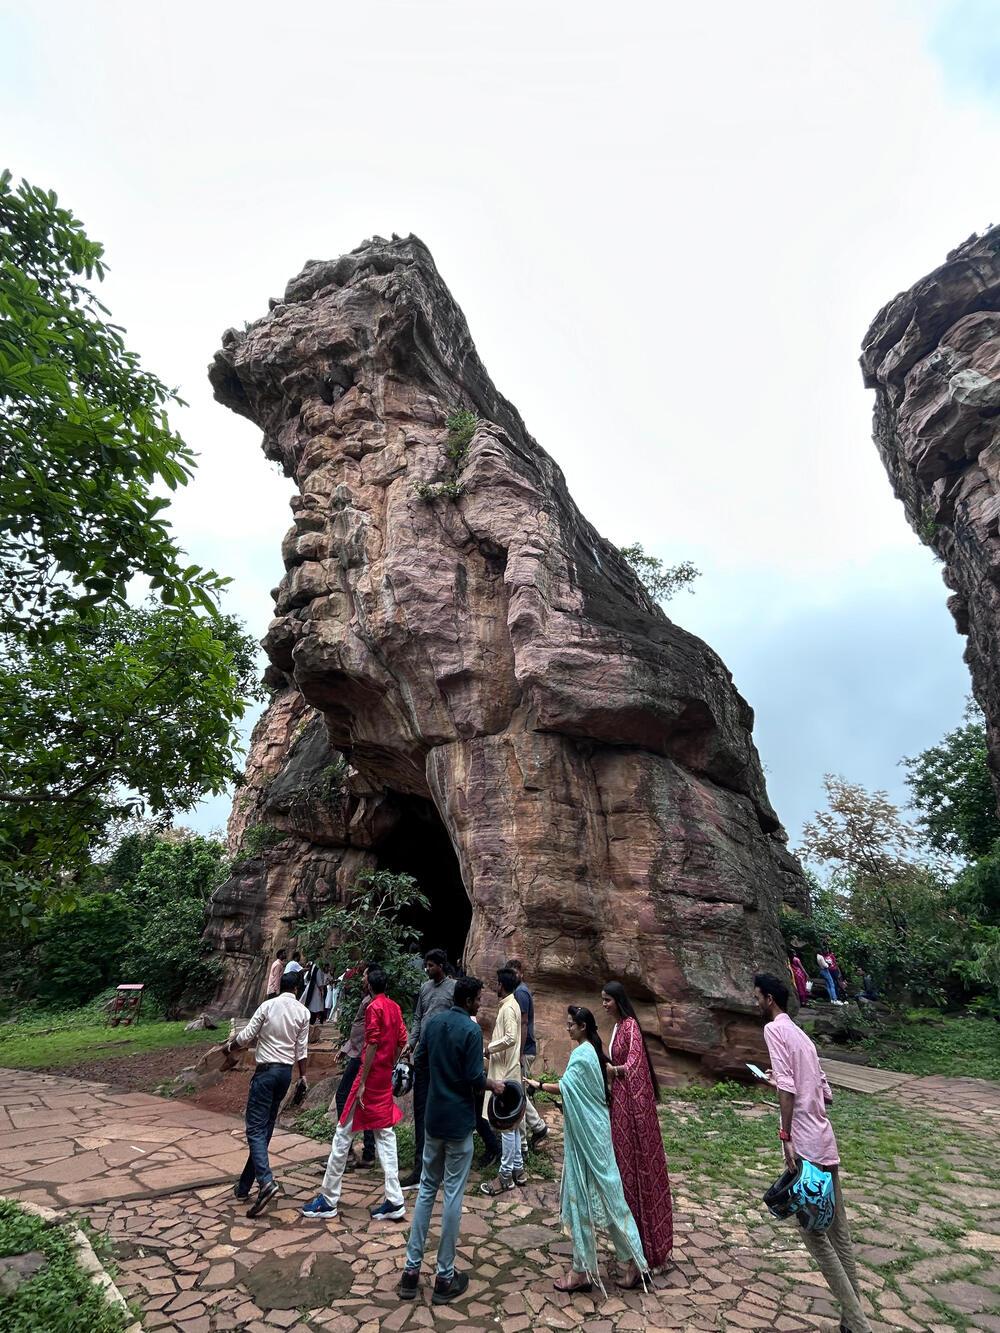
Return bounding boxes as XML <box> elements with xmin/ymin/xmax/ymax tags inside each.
<box><xmin>320</xmin><ymin>1110</ymin><xmax>402</xmax><ymax>1209</ymax></box>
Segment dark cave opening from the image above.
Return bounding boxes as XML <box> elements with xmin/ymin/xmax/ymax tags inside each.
<box><xmin>374</xmin><ymin>795</ymin><xmax>471</xmax><ymax>971</ymax></box>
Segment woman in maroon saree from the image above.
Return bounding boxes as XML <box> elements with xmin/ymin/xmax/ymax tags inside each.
<box><xmin>601</xmin><ymin>982</ymin><xmax>673</xmax><ymax>1279</ymax></box>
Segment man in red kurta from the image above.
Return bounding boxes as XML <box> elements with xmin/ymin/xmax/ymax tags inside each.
<box><xmin>302</xmin><ymin>965</ymin><xmax>408</xmax><ymax>1221</ymax></box>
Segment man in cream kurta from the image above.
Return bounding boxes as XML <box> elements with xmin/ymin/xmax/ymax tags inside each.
<box><xmin>481</xmin><ymin>967</ymin><xmax>523</xmax><ymax>1193</ymax></box>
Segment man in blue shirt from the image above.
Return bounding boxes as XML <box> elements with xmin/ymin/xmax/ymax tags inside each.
<box><xmin>397</xmin><ymin>977</ymin><xmax>504</xmax><ymax>1306</ymax></box>
<box><xmin>509</xmin><ymin>958</ymin><xmax>548</xmax><ymax>1152</ymax></box>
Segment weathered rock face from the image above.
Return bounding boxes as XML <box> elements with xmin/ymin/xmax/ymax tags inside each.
<box><xmin>206</xmin><ymin>234</ymin><xmax>807</xmax><ymax>1072</ymax></box>
<box><xmin>861</xmin><ymin>226</ymin><xmax>1000</xmax><ymax>784</ymax></box>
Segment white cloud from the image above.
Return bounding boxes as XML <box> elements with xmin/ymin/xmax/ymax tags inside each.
<box><xmin>3</xmin><ymin>0</ymin><xmax>997</xmax><ymax>839</ymax></box>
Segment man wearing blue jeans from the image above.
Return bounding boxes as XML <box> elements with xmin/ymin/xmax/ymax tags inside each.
<box><xmin>397</xmin><ymin>977</ymin><xmax>505</xmax><ymax>1305</ymax></box>
<box><xmin>227</xmin><ymin>970</ymin><xmax>310</xmax><ymax>1218</ymax></box>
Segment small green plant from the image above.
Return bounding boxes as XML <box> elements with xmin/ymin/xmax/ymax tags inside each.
<box><xmin>316</xmin><ymin>757</ymin><xmax>348</xmax><ymax>800</ymax></box>
<box><xmin>619</xmin><ymin>542</ymin><xmax>700</xmax><ymax>603</ymax></box>
<box><xmin>414</xmin><ymin>408</ymin><xmax>478</xmax><ymax>503</ymax></box>
<box><xmin>292</xmin><ymin>1106</ymin><xmax>336</xmax><ymax>1142</ymax></box>
<box><xmin>917</xmin><ymin>502</ymin><xmax>939</xmax><ymax>545</ymax></box>
<box><xmin>239</xmin><ymin>823</ymin><xmax>286</xmax><ymax>860</ymax></box>
<box><xmin>445</xmin><ymin>408</ymin><xmax>477</xmax><ymax>459</ymax></box>
<box><xmin>415</xmin><ymin>480</ymin><xmax>464</xmax><ymax>502</ymax></box>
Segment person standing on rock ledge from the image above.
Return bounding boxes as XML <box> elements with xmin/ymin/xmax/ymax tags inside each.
<box><xmin>226</xmin><ymin>970</ymin><xmax>310</xmax><ymax>1218</ymax></box>
<box><xmin>755</xmin><ymin>972</ymin><xmax>874</xmax><ymax>1333</ymax></box>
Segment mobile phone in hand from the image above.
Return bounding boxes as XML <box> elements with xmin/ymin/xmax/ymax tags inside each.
<box><xmin>746</xmin><ymin>1062</ymin><xmax>767</xmax><ymax>1080</ymax></box>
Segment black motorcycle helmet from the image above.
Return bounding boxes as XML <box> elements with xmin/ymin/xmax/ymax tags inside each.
<box><xmin>487</xmin><ymin>1079</ymin><xmax>526</xmax><ymax>1131</ymax></box>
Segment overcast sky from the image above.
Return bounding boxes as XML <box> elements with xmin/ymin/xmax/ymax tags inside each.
<box><xmin>4</xmin><ymin>0</ymin><xmax>998</xmax><ymax>848</ymax></box>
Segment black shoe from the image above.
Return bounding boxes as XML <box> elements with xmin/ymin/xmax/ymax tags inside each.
<box><xmin>529</xmin><ymin>1125</ymin><xmax>549</xmax><ymax>1150</ymax></box>
<box><xmin>233</xmin><ymin>1182</ymin><xmax>251</xmax><ymax>1200</ymax></box>
<box><xmin>399</xmin><ymin>1169</ymin><xmax>422</xmax><ymax>1191</ymax></box>
<box><xmin>398</xmin><ymin>1267</ymin><xmax>420</xmax><ymax>1300</ymax></box>
<box><xmin>432</xmin><ymin>1270</ymin><xmax>470</xmax><ymax>1305</ymax></box>
<box><xmin>247</xmin><ymin>1179</ymin><xmax>280</xmax><ymax>1218</ymax></box>
<box><xmin>359</xmin><ymin>1154</ymin><xmax>377</xmax><ymax>1168</ymax></box>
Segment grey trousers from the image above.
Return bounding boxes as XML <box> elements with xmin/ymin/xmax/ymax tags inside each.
<box><xmin>800</xmin><ymin>1166</ymin><xmax>872</xmax><ymax>1333</ymax></box>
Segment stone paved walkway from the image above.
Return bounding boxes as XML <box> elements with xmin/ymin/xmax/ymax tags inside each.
<box><xmin>0</xmin><ymin>1069</ymin><xmax>325</xmax><ymax>1208</ymax></box>
<box><xmin>3</xmin><ymin>1067</ymin><xmax>999</xmax><ymax>1332</ymax></box>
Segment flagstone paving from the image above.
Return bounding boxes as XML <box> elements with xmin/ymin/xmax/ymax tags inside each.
<box><xmin>3</xmin><ymin>1067</ymin><xmax>1000</xmax><ymax>1331</ymax></box>
<box><xmin>0</xmin><ymin>1069</ymin><xmax>325</xmax><ymax>1209</ymax></box>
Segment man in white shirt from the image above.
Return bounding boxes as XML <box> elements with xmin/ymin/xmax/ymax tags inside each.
<box><xmin>283</xmin><ymin>950</ymin><xmax>304</xmax><ymax>977</ymax></box>
<box><xmin>226</xmin><ymin>971</ymin><xmax>310</xmax><ymax>1216</ymax></box>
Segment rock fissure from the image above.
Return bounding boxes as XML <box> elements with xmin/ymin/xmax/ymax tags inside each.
<box><xmin>205</xmin><ymin>233</ymin><xmax>807</xmax><ymax>1071</ymax></box>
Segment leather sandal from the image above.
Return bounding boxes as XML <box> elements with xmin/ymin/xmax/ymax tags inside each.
<box><xmin>553</xmin><ymin>1277</ymin><xmax>593</xmax><ymax>1293</ymax></box>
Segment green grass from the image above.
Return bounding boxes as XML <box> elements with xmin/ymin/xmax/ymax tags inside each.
<box><xmin>659</xmin><ymin>1081</ymin><xmax>976</xmax><ymax>1188</ymax></box>
<box><xmin>0</xmin><ymin>1014</ymin><xmax>220</xmax><ymax>1070</ymax></box>
<box><xmin>0</xmin><ymin>1199</ymin><xmax>128</xmax><ymax>1333</ymax></box>
<box><xmin>857</xmin><ymin>1013</ymin><xmax>1000</xmax><ymax>1080</ymax></box>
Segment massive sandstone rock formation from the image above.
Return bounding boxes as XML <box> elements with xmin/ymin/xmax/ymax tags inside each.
<box><xmin>205</xmin><ymin>234</ymin><xmax>806</xmax><ymax>1072</ymax></box>
<box><xmin>861</xmin><ymin>226</ymin><xmax>1000</xmax><ymax>786</ymax></box>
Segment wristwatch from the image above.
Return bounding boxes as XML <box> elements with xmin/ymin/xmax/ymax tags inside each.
<box><xmin>777</xmin><ymin>1128</ymin><xmax>792</xmax><ymax>1142</ymax></box>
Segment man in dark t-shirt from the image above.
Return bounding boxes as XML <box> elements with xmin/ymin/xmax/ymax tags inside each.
<box><xmin>397</xmin><ymin>977</ymin><xmax>504</xmax><ymax>1306</ymax></box>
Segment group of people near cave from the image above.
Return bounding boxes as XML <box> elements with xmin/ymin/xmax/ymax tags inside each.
<box><xmin>226</xmin><ymin>950</ymin><xmax>871</xmax><ymax>1332</ymax></box>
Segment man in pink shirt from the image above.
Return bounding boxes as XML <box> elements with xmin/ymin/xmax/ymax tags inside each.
<box><xmin>755</xmin><ymin>972</ymin><xmax>873</xmax><ymax>1333</ymax></box>
<box><xmin>265</xmin><ymin>949</ymin><xmax>287</xmax><ymax>999</ymax></box>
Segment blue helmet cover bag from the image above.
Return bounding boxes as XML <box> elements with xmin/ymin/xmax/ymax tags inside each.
<box><xmin>763</xmin><ymin>1158</ymin><xmax>835</xmax><ymax>1233</ymax></box>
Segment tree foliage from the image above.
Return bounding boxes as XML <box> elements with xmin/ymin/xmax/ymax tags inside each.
<box><xmin>619</xmin><ymin>542</ymin><xmax>700</xmax><ymax>603</ymax></box>
<box><xmin>0</xmin><ymin>171</ymin><xmax>227</xmax><ymax>636</ymax></box>
<box><xmin>799</xmin><ymin>775</ymin><xmax>927</xmax><ymax>935</ymax></box>
<box><xmin>295</xmin><ymin>869</ymin><xmax>428</xmax><ymax>1039</ymax></box>
<box><xmin>0</xmin><ymin>604</ymin><xmax>263</xmax><ymax>929</ymax></box>
<box><xmin>903</xmin><ymin>701</ymin><xmax>1000</xmax><ymax>863</ymax></box>
<box><xmin>797</xmin><ymin>762</ymin><xmax>1000</xmax><ymax>1009</ymax></box>
<box><xmin>2</xmin><ymin>827</ymin><xmax>226</xmax><ymax>1013</ymax></box>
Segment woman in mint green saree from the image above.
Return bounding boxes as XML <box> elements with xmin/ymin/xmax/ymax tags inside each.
<box><xmin>526</xmin><ymin>1006</ymin><xmax>648</xmax><ymax>1294</ymax></box>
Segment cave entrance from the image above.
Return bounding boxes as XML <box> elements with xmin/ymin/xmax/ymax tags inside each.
<box><xmin>375</xmin><ymin>795</ymin><xmax>471</xmax><ymax>971</ymax></box>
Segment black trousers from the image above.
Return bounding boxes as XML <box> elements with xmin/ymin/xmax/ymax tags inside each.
<box><xmin>335</xmin><ymin>1056</ymin><xmax>375</xmax><ymax>1158</ymax></box>
<box><xmin>411</xmin><ymin>1060</ymin><xmax>430</xmax><ymax>1173</ymax></box>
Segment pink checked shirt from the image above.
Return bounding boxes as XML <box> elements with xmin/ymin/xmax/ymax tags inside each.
<box><xmin>763</xmin><ymin>1011</ymin><xmax>839</xmax><ymax>1166</ymax></box>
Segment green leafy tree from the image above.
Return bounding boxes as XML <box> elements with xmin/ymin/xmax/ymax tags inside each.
<box><xmin>105</xmin><ymin>831</ymin><xmax>228</xmax><ymax>1015</ymax></box>
<box><xmin>798</xmin><ymin>775</ymin><xmax>929</xmax><ymax>936</ymax></box>
<box><xmin>0</xmin><ymin>605</ymin><xmax>262</xmax><ymax>928</ymax></box>
<box><xmin>120</xmin><ymin>895</ymin><xmax>222</xmax><ymax>1016</ymax></box>
<box><xmin>1</xmin><ymin>827</ymin><xmax>228</xmax><ymax>1013</ymax></box>
<box><xmin>32</xmin><ymin>892</ymin><xmax>134</xmax><ymax>1006</ymax></box>
<box><xmin>0</xmin><ymin>171</ymin><xmax>227</xmax><ymax>636</ymax></box>
<box><xmin>295</xmin><ymin>869</ymin><xmax>429</xmax><ymax>1039</ymax></box>
<box><xmin>619</xmin><ymin>542</ymin><xmax>700</xmax><ymax>603</ymax></box>
<box><xmin>903</xmin><ymin>701</ymin><xmax>1000</xmax><ymax>863</ymax></box>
